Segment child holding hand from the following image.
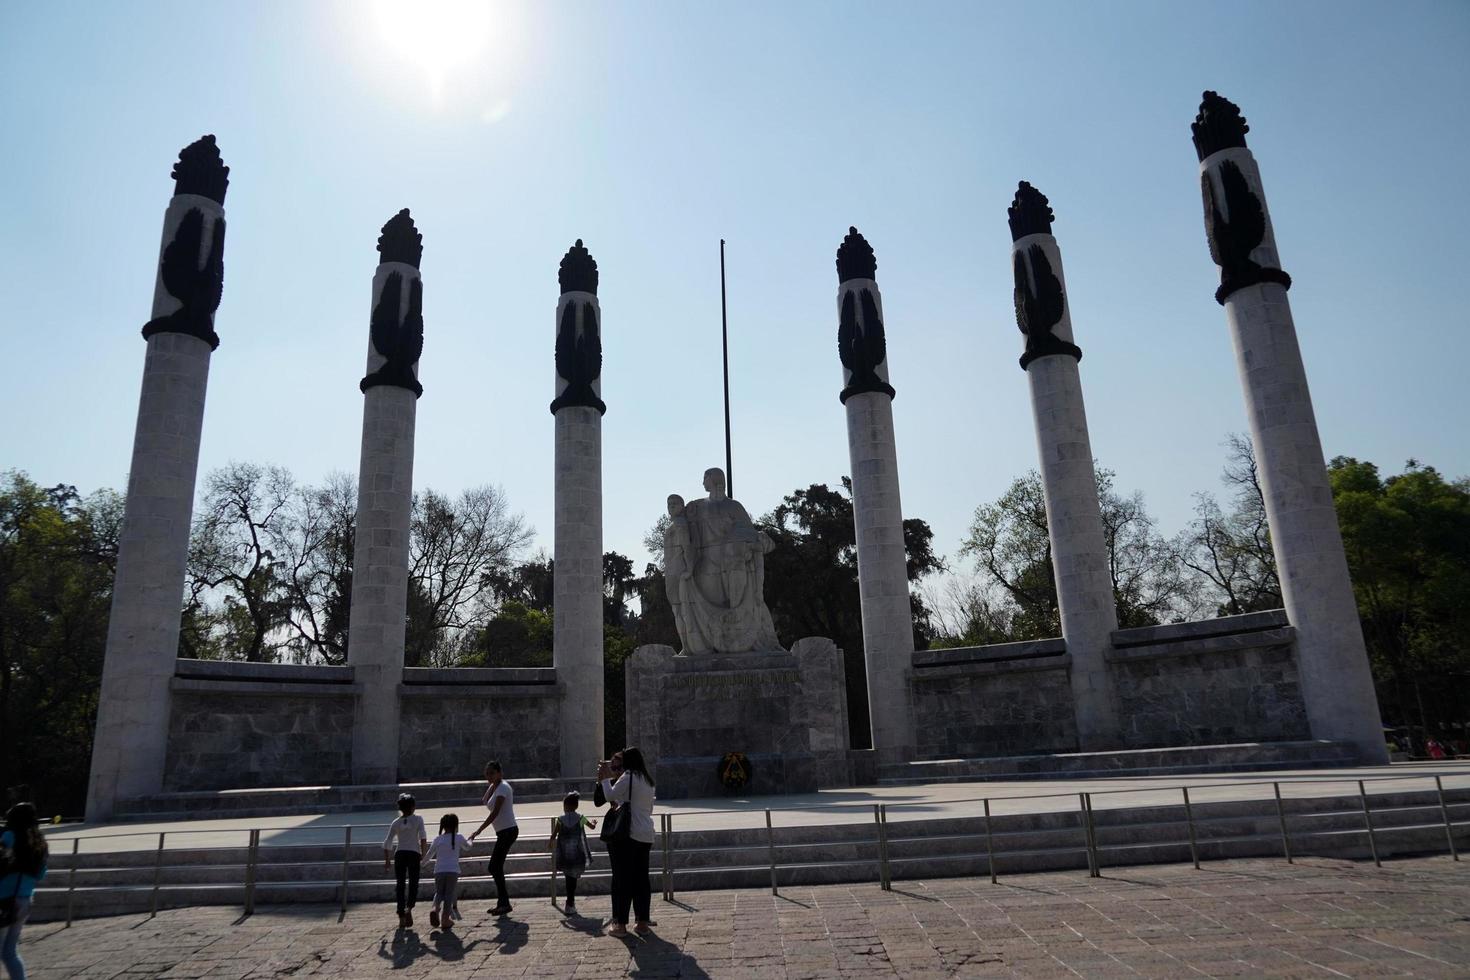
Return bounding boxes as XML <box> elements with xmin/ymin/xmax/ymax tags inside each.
<box><xmin>427</xmin><ymin>813</ymin><xmax>470</xmax><ymax>930</ymax></box>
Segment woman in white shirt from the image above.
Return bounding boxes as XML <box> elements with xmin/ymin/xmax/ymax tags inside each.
<box><xmin>598</xmin><ymin>745</ymin><xmax>656</xmax><ymax>937</ymax></box>
<box><xmin>469</xmin><ymin>759</ymin><xmax>519</xmax><ymax>915</ymax></box>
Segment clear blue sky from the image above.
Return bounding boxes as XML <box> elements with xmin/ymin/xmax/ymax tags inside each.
<box><xmin>3</xmin><ymin>1</ymin><xmax>1467</xmax><ymax>579</ymax></box>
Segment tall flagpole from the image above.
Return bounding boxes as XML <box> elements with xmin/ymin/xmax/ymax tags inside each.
<box><xmin>720</xmin><ymin>239</ymin><xmax>733</xmax><ymax>496</ymax></box>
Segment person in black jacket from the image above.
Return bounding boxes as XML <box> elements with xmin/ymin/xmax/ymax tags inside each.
<box><xmin>591</xmin><ymin>750</ymin><xmax>624</xmax><ymax>926</ymax></box>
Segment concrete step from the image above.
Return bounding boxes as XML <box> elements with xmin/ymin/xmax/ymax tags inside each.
<box><xmin>114</xmin><ymin>776</ymin><xmax>596</xmax><ymax>822</ymax></box>
<box><xmin>880</xmin><ymin>740</ymin><xmax>1359</xmax><ymax>785</ymax></box>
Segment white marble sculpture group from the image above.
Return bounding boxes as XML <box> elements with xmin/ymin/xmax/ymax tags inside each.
<box><xmin>664</xmin><ymin>468</ymin><xmax>783</xmax><ymax>655</ymax></box>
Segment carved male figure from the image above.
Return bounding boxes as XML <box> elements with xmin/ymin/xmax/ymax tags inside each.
<box><xmin>669</xmin><ymin>467</ymin><xmax>781</xmax><ymax>654</ymax></box>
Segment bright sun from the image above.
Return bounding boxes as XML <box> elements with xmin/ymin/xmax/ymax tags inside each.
<box><xmin>372</xmin><ymin>0</ymin><xmax>495</xmax><ymax>102</ymax></box>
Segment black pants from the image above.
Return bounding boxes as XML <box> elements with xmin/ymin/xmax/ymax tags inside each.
<box><xmin>393</xmin><ymin>851</ymin><xmax>421</xmax><ymax>914</ymax></box>
<box><xmin>609</xmin><ymin>839</ymin><xmax>652</xmax><ymax>925</ymax></box>
<box><xmin>490</xmin><ymin>826</ymin><xmax>519</xmax><ymax>905</ymax></box>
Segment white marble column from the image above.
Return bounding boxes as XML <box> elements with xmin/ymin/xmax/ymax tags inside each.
<box><xmin>836</xmin><ymin>228</ymin><xmax>915</xmax><ymax>763</ymax></box>
<box><xmin>552</xmin><ymin>240</ymin><xmax>605</xmax><ymax>777</ymax></box>
<box><xmin>87</xmin><ymin>137</ymin><xmax>230</xmax><ymax>821</ymax></box>
<box><xmin>1193</xmin><ymin>92</ymin><xmax>1388</xmax><ymax>764</ymax></box>
<box><xmin>348</xmin><ymin>210</ymin><xmax>424</xmax><ymax>785</ymax></box>
<box><xmin>1009</xmin><ymin>182</ymin><xmax>1121</xmax><ymax>750</ymax></box>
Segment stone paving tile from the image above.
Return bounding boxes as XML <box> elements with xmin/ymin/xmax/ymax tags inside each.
<box><xmin>23</xmin><ymin>857</ymin><xmax>1470</xmax><ymax>978</ymax></box>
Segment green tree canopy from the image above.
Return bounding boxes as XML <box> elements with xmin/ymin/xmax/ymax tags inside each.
<box><xmin>1330</xmin><ymin>457</ymin><xmax>1470</xmax><ymax>737</ymax></box>
<box><xmin>0</xmin><ymin>472</ymin><xmax>120</xmax><ymax>816</ymax></box>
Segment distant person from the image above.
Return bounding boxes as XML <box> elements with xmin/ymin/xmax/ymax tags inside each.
<box><xmin>382</xmin><ymin>793</ymin><xmax>427</xmax><ymax>928</ymax></box>
<box><xmin>550</xmin><ymin>791</ymin><xmax>597</xmax><ymax>914</ymax></box>
<box><xmin>469</xmin><ymin>760</ymin><xmax>519</xmax><ymax>915</ymax></box>
<box><xmin>426</xmin><ymin>813</ymin><xmax>469</xmax><ymax>930</ymax></box>
<box><xmin>1</xmin><ymin>803</ymin><xmax>47</xmax><ymax>980</ymax></box>
<box><xmin>1427</xmin><ymin>738</ymin><xmax>1447</xmax><ymax>760</ymax></box>
<box><xmin>599</xmin><ymin>745</ymin><xmax>656</xmax><ymax>937</ymax></box>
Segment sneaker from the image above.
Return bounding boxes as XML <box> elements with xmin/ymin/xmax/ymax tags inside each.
<box><xmin>397</xmin><ymin>911</ymin><xmax>408</xmax><ymax>928</ymax></box>
<box><xmin>565</xmin><ymin>901</ymin><xmax>577</xmax><ymax>915</ymax></box>
<box><xmin>429</xmin><ymin>909</ymin><xmax>440</xmax><ymax>928</ymax></box>
<box><xmin>489</xmin><ymin>903</ymin><xmax>512</xmax><ymax>916</ymax></box>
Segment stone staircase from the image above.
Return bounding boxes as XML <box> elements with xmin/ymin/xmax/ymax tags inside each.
<box><xmin>36</xmin><ymin>782</ymin><xmax>1468</xmax><ymax>923</ymax></box>
<box><xmin>880</xmin><ymin>740</ymin><xmax>1359</xmax><ymax>785</ymax></box>
<box><xmin>114</xmin><ymin>776</ymin><xmax>597</xmax><ymax>822</ymax></box>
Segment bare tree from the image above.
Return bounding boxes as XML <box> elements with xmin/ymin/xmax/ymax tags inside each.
<box><xmin>1100</xmin><ymin>472</ymin><xmax>1206</xmax><ymax>627</ymax></box>
<box><xmin>407</xmin><ymin>485</ymin><xmax>534</xmax><ymax>667</ymax></box>
<box><xmin>186</xmin><ymin>463</ymin><xmax>295</xmax><ymax>662</ymax></box>
<box><xmin>1175</xmin><ymin>434</ymin><xmax>1281</xmax><ymax>616</ymax></box>
<box><xmin>274</xmin><ymin>472</ymin><xmax>356</xmax><ymax>665</ymax></box>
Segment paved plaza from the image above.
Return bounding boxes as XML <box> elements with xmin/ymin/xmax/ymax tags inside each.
<box><xmin>25</xmin><ymin>856</ymin><xmax>1470</xmax><ymax>978</ymax></box>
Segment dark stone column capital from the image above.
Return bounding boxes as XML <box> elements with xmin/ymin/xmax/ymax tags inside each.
<box><xmin>1008</xmin><ymin>190</ymin><xmax>1081</xmax><ymax>371</ymax></box>
<box><xmin>377</xmin><ymin>208</ymin><xmax>423</xmax><ymax>268</ymax></box>
<box><xmin>143</xmin><ymin>137</ymin><xmax>229</xmax><ymax>350</ymax></box>
<box><xmin>836</xmin><ymin>227</ymin><xmax>895</xmax><ymax>403</ymax></box>
<box><xmin>172</xmin><ymin>135</ymin><xmax>230</xmax><ymax>204</ymax></box>
<box><xmin>1192</xmin><ymin>91</ymin><xmax>1250</xmax><ymax>162</ymax></box>
<box><xmin>362</xmin><ymin>211</ymin><xmax>425</xmax><ymax>397</ymax></box>
<box><xmin>559</xmin><ymin>238</ymin><xmax>599</xmax><ymax>295</ymax></box>
<box><xmin>836</xmin><ymin>226</ymin><xmax>877</xmax><ymax>283</ymax></box>
<box><xmin>552</xmin><ymin>240</ymin><xmax>606</xmax><ymax>415</ymax></box>
<box><xmin>1007</xmin><ymin>181</ymin><xmax>1054</xmax><ymax>241</ymax></box>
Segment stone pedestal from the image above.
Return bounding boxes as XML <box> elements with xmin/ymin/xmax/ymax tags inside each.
<box><xmin>1193</xmin><ymin>93</ymin><xmax>1387</xmax><ymax>764</ymax></box>
<box><xmin>625</xmin><ymin>637</ymin><xmax>852</xmax><ymax>799</ymax></box>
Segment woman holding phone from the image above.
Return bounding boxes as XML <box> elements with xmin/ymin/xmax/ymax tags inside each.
<box><xmin>598</xmin><ymin>746</ymin><xmax>656</xmax><ymax>937</ymax></box>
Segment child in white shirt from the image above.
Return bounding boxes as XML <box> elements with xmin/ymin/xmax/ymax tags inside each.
<box><xmin>427</xmin><ymin>813</ymin><xmax>470</xmax><ymax>929</ymax></box>
<box><xmin>382</xmin><ymin>793</ymin><xmax>427</xmax><ymax>927</ymax></box>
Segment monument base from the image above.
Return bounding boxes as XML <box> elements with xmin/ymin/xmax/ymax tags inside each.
<box><xmin>626</xmin><ymin>637</ymin><xmax>854</xmax><ymax>800</ymax></box>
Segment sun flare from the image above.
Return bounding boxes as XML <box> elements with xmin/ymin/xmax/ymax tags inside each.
<box><xmin>372</xmin><ymin>0</ymin><xmax>495</xmax><ymax>103</ymax></box>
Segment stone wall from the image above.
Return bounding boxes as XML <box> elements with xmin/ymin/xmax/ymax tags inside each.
<box><xmin>162</xmin><ymin>661</ymin><xmax>564</xmax><ymax>793</ymax></box>
<box><xmin>399</xmin><ymin>668</ymin><xmax>561</xmax><ymax>782</ymax></box>
<box><xmin>1108</xmin><ymin>611</ymin><xmax>1309</xmax><ymax>748</ymax></box>
<box><xmin>911</xmin><ymin>640</ymin><xmax>1078</xmax><ymax>759</ymax></box>
<box><xmin>165</xmin><ymin>661</ymin><xmax>355</xmax><ymax>791</ymax></box>
<box><xmin>911</xmin><ymin>612</ymin><xmax>1310</xmax><ymax>761</ymax></box>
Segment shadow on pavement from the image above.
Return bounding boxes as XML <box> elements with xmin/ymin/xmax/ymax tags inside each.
<box><xmin>491</xmin><ymin>916</ymin><xmax>529</xmax><ymax>955</ymax></box>
<box><xmin>628</xmin><ymin>932</ymin><xmax>710</xmax><ymax>979</ymax></box>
